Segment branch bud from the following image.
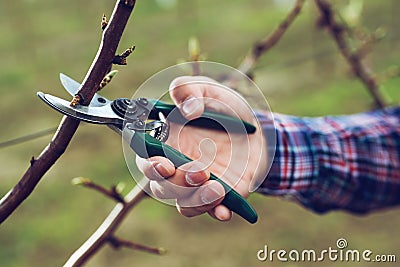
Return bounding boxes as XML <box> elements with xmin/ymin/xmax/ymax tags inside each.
<box><xmin>101</xmin><ymin>14</ymin><xmax>108</xmax><ymax>30</ymax></box>
<box><xmin>113</xmin><ymin>45</ymin><xmax>136</xmax><ymax>65</ymax></box>
<box><xmin>188</xmin><ymin>37</ymin><xmax>200</xmax><ymax>62</ymax></box>
<box><xmin>99</xmin><ymin>70</ymin><xmax>118</xmax><ymax>91</ymax></box>
<box><xmin>71</xmin><ymin>177</ymin><xmax>91</xmax><ymax>186</ymax></box>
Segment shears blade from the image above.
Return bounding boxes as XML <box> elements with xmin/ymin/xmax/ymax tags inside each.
<box><xmin>59</xmin><ymin>73</ymin><xmax>80</xmax><ymax>96</ymax></box>
<box><xmin>37</xmin><ymin>92</ymin><xmax>123</xmax><ymax>126</ymax></box>
<box><xmin>59</xmin><ymin>73</ymin><xmax>112</xmax><ymax>107</ymax></box>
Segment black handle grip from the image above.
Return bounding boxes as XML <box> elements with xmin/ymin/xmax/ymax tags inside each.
<box><xmin>129</xmin><ymin>130</ymin><xmax>258</xmax><ymax>224</ymax></box>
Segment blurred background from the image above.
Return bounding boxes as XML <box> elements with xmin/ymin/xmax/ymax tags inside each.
<box><xmin>0</xmin><ymin>0</ymin><xmax>399</xmax><ymax>266</ymax></box>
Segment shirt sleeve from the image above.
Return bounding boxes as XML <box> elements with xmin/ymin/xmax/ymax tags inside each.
<box><xmin>256</xmin><ymin>106</ymin><xmax>400</xmax><ymax>214</ymax></box>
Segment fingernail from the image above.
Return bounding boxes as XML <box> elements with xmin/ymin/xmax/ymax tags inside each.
<box><xmin>185</xmin><ymin>171</ymin><xmax>204</xmax><ymax>186</ymax></box>
<box><xmin>201</xmin><ymin>185</ymin><xmax>224</xmax><ymax>204</ymax></box>
<box><xmin>154</xmin><ymin>163</ymin><xmax>170</xmax><ymax>178</ymax></box>
<box><xmin>182</xmin><ymin>97</ymin><xmax>200</xmax><ymax>116</ymax></box>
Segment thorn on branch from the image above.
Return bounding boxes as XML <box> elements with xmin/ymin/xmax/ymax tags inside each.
<box><xmin>108</xmin><ymin>236</ymin><xmax>167</xmax><ymax>255</ymax></box>
<box><xmin>30</xmin><ymin>156</ymin><xmax>36</xmax><ymax>166</ymax></box>
<box><xmin>113</xmin><ymin>45</ymin><xmax>135</xmax><ymax>65</ymax></box>
<box><xmin>99</xmin><ymin>70</ymin><xmax>118</xmax><ymax>91</ymax></box>
<box><xmin>71</xmin><ymin>177</ymin><xmax>125</xmax><ymax>203</ymax></box>
<box><xmin>101</xmin><ymin>13</ymin><xmax>108</xmax><ymax>30</ymax></box>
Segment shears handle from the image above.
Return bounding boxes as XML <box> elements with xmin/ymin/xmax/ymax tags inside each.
<box><xmin>149</xmin><ymin>100</ymin><xmax>256</xmax><ymax>134</ymax></box>
<box><xmin>128</xmin><ymin>130</ymin><xmax>258</xmax><ymax>224</ymax></box>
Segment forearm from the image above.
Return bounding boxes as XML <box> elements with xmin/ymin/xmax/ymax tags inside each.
<box><xmin>257</xmin><ymin>106</ymin><xmax>400</xmax><ymax>213</ymax></box>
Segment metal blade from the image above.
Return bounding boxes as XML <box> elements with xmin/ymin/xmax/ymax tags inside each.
<box><xmin>59</xmin><ymin>73</ymin><xmax>80</xmax><ymax>96</ymax></box>
<box><xmin>37</xmin><ymin>92</ymin><xmax>123</xmax><ymax>126</ymax></box>
<box><xmin>59</xmin><ymin>73</ymin><xmax>112</xmax><ymax>107</ymax></box>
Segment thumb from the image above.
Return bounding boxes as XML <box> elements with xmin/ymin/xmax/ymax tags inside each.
<box><xmin>180</xmin><ymin>97</ymin><xmax>203</xmax><ymax>120</ymax></box>
<box><xmin>170</xmin><ymin>76</ymin><xmax>216</xmax><ymax>120</ymax></box>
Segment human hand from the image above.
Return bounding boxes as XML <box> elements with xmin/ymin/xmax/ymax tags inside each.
<box><xmin>136</xmin><ymin>76</ymin><xmax>267</xmax><ymax>221</ymax></box>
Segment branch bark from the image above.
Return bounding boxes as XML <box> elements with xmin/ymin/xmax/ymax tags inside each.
<box><xmin>64</xmin><ymin>182</ymin><xmax>149</xmax><ymax>267</ymax></box>
<box><xmin>108</xmin><ymin>235</ymin><xmax>166</xmax><ymax>255</ymax></box>
<box><xmin>0</xmin><ymin>0</ymin><xmax>137</xmax><ymax>224</ymax></box>
<box><xmin>237</xmin><ymin>0</ymin><xmax>306</xmax><ymax>76</ymax></box>
<box><xmin>315</xmin><ymin>0</ymin><xmax>387</xmax><ymax>109</ymax></box>
<box><xmin>72</xmin><ymin>178</ymin><xmax>126</xmax><ymax>203</ymax></box>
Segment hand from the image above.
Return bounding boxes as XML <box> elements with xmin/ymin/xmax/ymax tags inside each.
<box><xmin>136</xmin><ymin>76</ymin><xmax>267</xmax><ymax>221</ymax></box>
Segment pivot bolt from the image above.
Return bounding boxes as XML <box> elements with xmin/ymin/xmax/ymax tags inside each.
<box><xmin>138</xmin><ymin>98</ymin><xmax>148</xmax><ymax>106</ymax></box>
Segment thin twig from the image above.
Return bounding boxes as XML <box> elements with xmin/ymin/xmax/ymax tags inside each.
<box><xmin>188</xmin><ymin>37</ymin><xmax>201</xmax><ymax>75</ymax></box>
<box><xmin>315</xmin><ymin>0</ymin><xmax>387</xmax><ymax>108</ymax></box>
<box><xmin>113</xmin><ymin>45</ymin><xmax>135</xmax><ymax>65</ymax></box>
<box><xmin>64</xmin><ymin>181</ymin><xmax>150</xmax><ymax>267</ymax></box>
<box><xmin>0</xmin><ymin>127</ymin><xmax>58</xmax><ymax>149</ymax></box>
<box><xmin>108</xmin><ymin>236</ymin><xmax>167</xmax><ymax>255</ymax></box>
<box><xmin>72</xmin><ymin>178</ymin><xmax>125</xmax><ymax>203</ymax></box>
<box><xmin>0</xmin><ymin>0</ymin><xmax>136</xmax><ymax>224</ymax></box>
<box><xmin>377</xmin><ymin>65</ymin><xmax>400</xmax><ymax>84</ymax></box>
<box><xmin>237</xmin><ymin>0</ymin><xmax>306</xmax><ymax>76</ymax></box>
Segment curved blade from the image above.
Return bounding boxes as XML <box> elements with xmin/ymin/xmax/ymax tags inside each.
<box><xmin>59</xmin><ymin>73</ymin><xmax>112</xmax><ymax>107</ymax></box>
<box><xmin>37</xmin><ymin>92</ymin><xmax>123</xmax><ymax>126</ymax></box>
<box><xmin>59</xmin><ymin>73</ymin><xmax>80</xmax><ymax>96</ymax></box>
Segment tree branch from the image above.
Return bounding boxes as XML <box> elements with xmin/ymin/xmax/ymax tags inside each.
<box><xmin>315</xmin><ymin>0</ymin><xmax>387</xmax><ymax>109</ymax></box>
<box><xmin>72</xmin><ymin>178</ymin><xmax>125</xmax><ymax>203</ymax></box>
<box><xmin>108</xmin><ymin>236</ymin><xmax>166</xmax><ymax>255</ymax></box>
<box><xmin>0</xmin><ymin>0</ymin><xmax>137</xmax><ymax>224</ymax></box>
<box><xmin>64</xmin><ymin>182</ymin><xmax>150</xmax><ymax>267</ymax></box>
<box><xmin>237</xmin><ymin>0</ymin><xmax>306</xmax><ymax>76</ymax></box>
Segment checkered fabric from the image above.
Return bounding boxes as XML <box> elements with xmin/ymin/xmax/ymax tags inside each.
<box><xmin>257</xmin><ymin>106</ymin><xmax>400</xmax><ymax>214</ymax></box>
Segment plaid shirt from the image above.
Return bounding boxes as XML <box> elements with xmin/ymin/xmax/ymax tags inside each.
<box><xmin>257</xmin><ymin>106</ymin><xmax>400</xmax><ymax>214</ymax></box>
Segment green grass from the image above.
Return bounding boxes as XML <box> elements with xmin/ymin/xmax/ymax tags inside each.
<box><xmin>0</xmin><ymin>1</ymin><xmax>399</xmax><ymax>267</ymax></box>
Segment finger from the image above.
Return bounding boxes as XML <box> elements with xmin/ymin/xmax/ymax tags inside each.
<box><xmin>169</xmin><ymin>76</ymin><xmax>254</xmax><ymax>122</ymax></box>
<box><xmin>136</xmin><ymin>156</ymin><xmax>175</xmax><ymax>181</ymax></box>
<box><xmin>147</xmin><ymin>158</ymin><xmax>210</xmax><ymax>187</ymax></box>
<box><xmin>148</xmin><ymin>161</ymin><xmax>210</xmax><ymax>199</ymax></box>
<box><xmin>150</xmin><ymin>180</ymin><xmax>197</xmax><ymax>200</ymax></box>
<box><xmin>176</xmin><ymin>180</ymin><xmax>225</xmax><ymax>217</ymax></box>
<box><xmin>169</xmin><ymin>76</ymin><xmax>215</xmax><ymax>120</ymax></box>
<box><xmin>208</xmin><ymin>205</ymin><xmax>233</xmax><ymax>221</ymax></box>
<box><xmin>176</xmin><ymin>161</ymin><xmax>210</xmax><ymax>186</ymax></box>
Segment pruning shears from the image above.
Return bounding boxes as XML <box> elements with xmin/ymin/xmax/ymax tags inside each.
<box><xmin>37</xmin><ymin>74</ymin><xmax>258</xmax><ymax>224</ymax></box>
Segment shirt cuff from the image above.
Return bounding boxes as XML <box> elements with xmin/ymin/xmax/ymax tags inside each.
<box><xmin>256</xmin><ymin>112</ymin><xmax>318</xmax><ymax>207</ymax></box>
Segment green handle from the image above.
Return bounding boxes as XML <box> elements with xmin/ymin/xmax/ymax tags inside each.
<box><xmin>130</xmin><ymin>131</ymin><xmax>258</xmax><ymax>224</ymax></box>
<box><xmin>149</xmin><ymin>100</ymin><xmax>256</xmax><ymax>134</ymax></box>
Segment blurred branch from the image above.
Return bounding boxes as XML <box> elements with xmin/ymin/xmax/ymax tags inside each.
<box><xmin>72</xmin><ymin>178</ymin><xmax>125</xmax><ymax>203</ymax></box>
<box><xmin>108</xmin><ymin>236</ymin><xmax>166</xmax><ymax>255</ymax></box>
<box><xmin>0</xmin><ymin>127</ymin><xmax>58</xmax><ymax>149</ymax></box>
<box><xmin>315</xmin><ymin>0</ymin><xmax>387</xmax><ymax>109</ymax></box>
<box><xmin>64</xmin><ymin>181</ymin><xmax>156</xmax><ymax>267</ymax></box>
<box><xmin>0</xmin><ymin>0</ymin><xmax>136</xmax><ymax>224</ymax></box>
<box><xmin>237</xmin><ymin>0</ymin><xmax>306</xmax><ymax>77</ymax></box>
<box><xmin>378</xmin><ymin>65</ymin><xmax>400</xmax><ymax>84</ymax></box>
